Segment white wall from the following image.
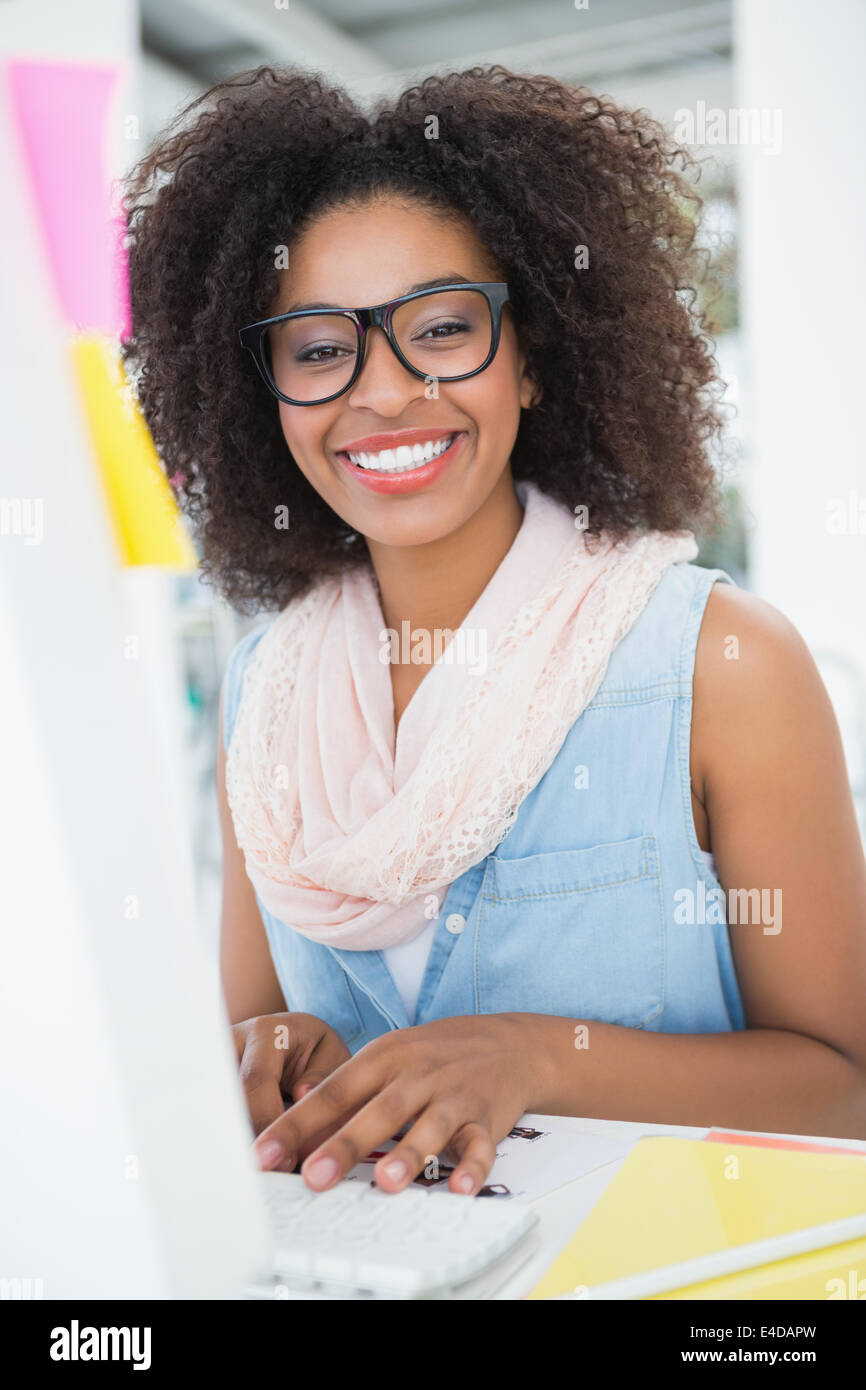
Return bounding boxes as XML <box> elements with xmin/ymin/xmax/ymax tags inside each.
<box><xmin>734</xmin><ymin>0</ymin><xmax>866</xmax><ymax>685</ymax></box>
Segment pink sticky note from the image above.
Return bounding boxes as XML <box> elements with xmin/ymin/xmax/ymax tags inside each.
<box><xmin>6</xmin><ymin>58</ymin><xmax>131</xmax><ymax>337</ymax></box>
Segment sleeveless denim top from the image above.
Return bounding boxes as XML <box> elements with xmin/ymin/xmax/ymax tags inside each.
<box><xmin>222</xmin><ymin>561</ymin><xmax>747</xmax><ymax>1051</ymax></box>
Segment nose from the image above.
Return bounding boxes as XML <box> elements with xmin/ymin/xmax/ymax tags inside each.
<box><xmin>345</xmin><ymin>325</ymin><xmax>427</xmax><ymax>414</ymax></box>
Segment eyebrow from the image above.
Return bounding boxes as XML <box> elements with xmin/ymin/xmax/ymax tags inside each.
<box><xmin>284</xmin><ymin>273</ymin><xmax>474</xmax><ymax>314</ymax></box>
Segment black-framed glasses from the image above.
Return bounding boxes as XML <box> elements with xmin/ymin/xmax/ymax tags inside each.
<box><xmin>238</xmin><ymin>281</ymin><xmax>510</xmax><ymax>406</ymax></box>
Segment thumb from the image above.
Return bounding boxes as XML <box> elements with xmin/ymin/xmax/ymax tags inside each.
<box><xmin>291</xmin><ymin>1028</ymin><xmax>352</xmax><ymax>1103</ymax></box>
<box><xmin>291</xmin><ymin>1070</ymin><xmax>330</xmax><ymax>1103</ymax></box>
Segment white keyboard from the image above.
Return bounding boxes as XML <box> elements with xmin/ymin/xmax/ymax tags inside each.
<box><xmin>256</xmin><ymin>1172</ymin><xmax>538</xmax><ymax>1298</ymax></box>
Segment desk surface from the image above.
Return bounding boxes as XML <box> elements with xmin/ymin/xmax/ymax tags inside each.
<box><xmin>495</xmin><ymin>1116</ymin><xmax>866</xmax><ymax>1300</ymax></box>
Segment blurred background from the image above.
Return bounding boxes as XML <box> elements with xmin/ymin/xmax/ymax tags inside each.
<box><xmin>3</xmin><ymin>0</ymin><xmax>864</xmax><ymax>954</ymax></box>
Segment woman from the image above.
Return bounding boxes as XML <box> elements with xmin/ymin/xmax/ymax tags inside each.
<box><xmin>123</xmin><ymin>64</ymin><xmax>866</xmax><ymax>1196</ymax></box>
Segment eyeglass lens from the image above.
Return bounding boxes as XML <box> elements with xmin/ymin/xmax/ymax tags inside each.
<box><xmin>264</xmin><ymin>288</ymin><xmax>495</xmax><ymax>403</ymax></box>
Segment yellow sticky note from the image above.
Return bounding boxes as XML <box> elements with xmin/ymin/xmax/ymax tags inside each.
<box><xmin>70</xmin><ymin>333</ymin><xmax>198</xmax><ymax>570</ymax></box>
<box><xmin>529</xmin><ymin>1137</ymin><xmax>866</xmax><ymax>1300</ymax></box>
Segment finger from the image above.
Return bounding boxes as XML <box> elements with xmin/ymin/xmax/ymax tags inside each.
<box><xmin>298</xmin><ymin>1082</ymin><xmax>423</xmax><ymax>1191</ymax></box>
<box><xmin>291</xmin><ymin>1059</ymin><xmax>366</xmax><ymax>1161</ymax></box>
<box><xmin>371</xmin><ymin>1102</ymin><xmax>463</xmax><ymax>1193</ymax></box>
<box><xmin>231</xmin><ymin>1023</ymin><xmax>249</xmax><ymax>1063</ymax></box>
<box><xmin>292</xmin><ymin>1075</ymin><xmax>324</xmax><ymax>1102</ymax></box>
<box><xmin>291</xmin><ymin>1034</ymin><xmax>351</xmax><ymax>1102</ymax></box>
<box><xmin>238</xmin><ymin>1027</ymin><xmax>291</xmax><ymax>1138</ymax></box>
<box><xmin>444</xmin><ymin>1122</ymin><xmax>497</xmax><ymax>1196</ymax></box>
<box><xmin>252</xmin><ymin>1048</ymin><xmax>391</xmax><ymax>1171</ymax></box>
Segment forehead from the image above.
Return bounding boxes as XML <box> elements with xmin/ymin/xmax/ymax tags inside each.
<box><xmin>274</xmin><ymin>196</ymin><xmax>500</xmax><ymax>311</ymax></box>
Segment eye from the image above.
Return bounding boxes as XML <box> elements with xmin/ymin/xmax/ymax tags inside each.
<box><xmin>414</xmin><ymin>318</ymin><xmax>470</xmax><ymax>341</ymax></box>
<box><xmin>296</xmin><ymin>343</ymin><xmax>354</xmax><ymax>364</ymax></box>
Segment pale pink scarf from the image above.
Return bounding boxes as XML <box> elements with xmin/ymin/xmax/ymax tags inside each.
<box><xmin>225</xmin><ymin>482</ymin><xmax>697</xmax><ymax>949</ymax></box>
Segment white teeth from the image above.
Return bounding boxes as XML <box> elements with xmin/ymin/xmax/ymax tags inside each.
<box><xmin>347</xmin><ymin>434</ymin><xmax>456</xmax><ymax>473</ymax></box>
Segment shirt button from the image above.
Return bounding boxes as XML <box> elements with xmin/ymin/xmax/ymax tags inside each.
<box><xmin>445</xmin><ymin>913</ymin><xmax>466</xmax><ymax>935</ymax></box>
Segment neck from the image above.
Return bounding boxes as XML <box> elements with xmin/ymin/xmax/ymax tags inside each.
<box><xmin>366</xmin><ymin>470</ymin><xmax>524</xmax><ymax>637</ymax></box>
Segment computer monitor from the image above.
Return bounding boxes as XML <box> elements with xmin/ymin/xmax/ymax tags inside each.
<box><xmin>0</xmin><ymin>62</ymin><xmax>269</xmax><ymax>1294</ymax></box>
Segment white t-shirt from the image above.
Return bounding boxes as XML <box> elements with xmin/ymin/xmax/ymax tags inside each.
<box><xmin>382</xmin><ymin>917</ymin><xmax>439</xmax><ymax>1025</ymax></box>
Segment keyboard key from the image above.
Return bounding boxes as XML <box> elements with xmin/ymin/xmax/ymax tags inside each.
<box><xmin>260</xmin><ymin>1173</ymin><xmax>536</xmax><ymax>1297</ymax></box>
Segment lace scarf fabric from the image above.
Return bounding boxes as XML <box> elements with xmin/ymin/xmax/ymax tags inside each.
<box><xmin>225</xmin><ymin>483</ymin><xmax>697</xmax><ymax>949</ymax></box>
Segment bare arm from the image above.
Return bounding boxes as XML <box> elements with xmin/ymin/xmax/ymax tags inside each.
<box><xmin>525</xmin><ymin>584</ymin><xmax>866</xmax><ymax>1137</ymax></box>
<box><xmin>217</xmin><ymin>682</ymin><xmax>287</xmax><ymax>1025</ymax></box>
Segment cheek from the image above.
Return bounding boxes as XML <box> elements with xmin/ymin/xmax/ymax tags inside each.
<box><xmin>466</xmin><ymin>354</ymin><xmax>524</xmax><ymax>447</ymax></box>
<box><xmin>277</xmin><ymin>402</ymin><xmax>308</xmax><ymax>455</ymax></box>
<box><xmin>277</xmin><ymin>403</ymin><xmax>334</xmax><ymax>480</ymax></box>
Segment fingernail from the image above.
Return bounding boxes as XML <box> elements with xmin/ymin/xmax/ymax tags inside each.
<box><xmin>456</xmin><ymin>1172</ymin><xmax>474</xmax><ymax>1194</ymax></box>
<box><xmin>382</xmin><ymin>1158</ymin><xmax>408</xmax><ymax>1185</ymax></box>
<box><xmin>295</xmin><ymin>1084</ymin><xmax>313</xmax><ymax>1100</ymax></box>
<box><xmin>304</xmin><ymin>1155</ymin><xmax>338</xmax><ymax>1189</ymax></box>
<box><xmin>256</xmin><ymin>1139</ymin><xmax>283</xmax><ymax>1170</ymax></box>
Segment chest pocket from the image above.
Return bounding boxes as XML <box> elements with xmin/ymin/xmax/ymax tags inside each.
<box><xmin>475</xmin><ymin>834</ymin><xmax>664</xmax><ymax>1029</ymax></box>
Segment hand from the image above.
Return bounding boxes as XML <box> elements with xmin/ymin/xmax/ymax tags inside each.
<box><xmin>232</xmin><ymin>1012</ymin><xmax>351</xmax><ymax>1165</ymax></box>
<box><xmin>251</xmin><ymin>1014</ymin><xmax>540</xmax><ymax>1195</ymax></box>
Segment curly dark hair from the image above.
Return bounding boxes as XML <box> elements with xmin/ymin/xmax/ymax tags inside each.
<box><xmin>122</xmin><ymin>63</ymin><xmax>728</xmax><ymax>613</ymax></box>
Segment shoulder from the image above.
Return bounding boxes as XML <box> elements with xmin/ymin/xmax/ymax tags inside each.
<box><xmin>220</xmin><ymin>581</ymin><xmax>333</xmax><ymax>752</ymax></box>
<box><xmin>691</xmin><ymin>581</ymin><xmax>838</xmax><ymax>794</ymax></box>
<box><xmin>221</xmin><ymin>619</ymin><xmax>276</xmax><ymax>753</ymax></box>
<box><xmin>696</xmin><ymin>580</ymin><xmax>815</xmax><ymax>682</ymax></box>
<box><xmin>695</xmin><ymin>581</ymin><xmax>822</xmax><ymax>695</ymax></box>
<box><xmin>224</xmin><ymin>619</ymin><xmax>275</xmax><ymax>693</ymax></box>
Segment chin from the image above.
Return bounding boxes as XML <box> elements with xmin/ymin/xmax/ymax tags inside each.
<box><xmin>353</xmin><ymin>499</ymin><xmax>472</xmax><ymax>549</ymax></box>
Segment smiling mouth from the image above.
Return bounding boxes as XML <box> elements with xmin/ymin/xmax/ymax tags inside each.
<box><xmin>338</xmin><ymin>433</ymin><xmax>459</xmax><ymax>475</ymax></box>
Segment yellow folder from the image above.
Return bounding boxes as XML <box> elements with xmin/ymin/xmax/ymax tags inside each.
<box><xmin>529</xmin><ymin>1137</ymin><xmax>866</xmax><ymax>1300</ymax></box>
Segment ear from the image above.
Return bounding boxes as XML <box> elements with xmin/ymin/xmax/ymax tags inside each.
<box><xmin>517</xmin><ymin>345</ymin><xmax>542</xmax><ymax>410</ymax></box>
<box><xmin>519</xmin><ymin>369</ymin><xmax>543</xmax><ymax>410</ymax></box>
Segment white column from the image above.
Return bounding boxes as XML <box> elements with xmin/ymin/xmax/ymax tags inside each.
<box><xmin>734</xmin><ymin>0</ymin><xmax>866</xmax><ymax>796</ymax></box>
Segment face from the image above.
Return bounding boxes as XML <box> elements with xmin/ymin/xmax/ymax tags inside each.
<box><xmin>268</xmin><ymin>195</ymin><xmax>537</xmax><ymax>550</ymax></box>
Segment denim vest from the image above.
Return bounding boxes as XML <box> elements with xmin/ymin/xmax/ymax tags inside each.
<box><xmin>222</xmin><ymin>561</ymin><xmax>746</xmax><ymax>1052</ymax></box>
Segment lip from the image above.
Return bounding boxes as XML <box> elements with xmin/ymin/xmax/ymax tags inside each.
<box><xmin>338</xmin><ymin>431</ymin><xmax>467</xmax><ymax>495</ymax></box>
<box><xmin>334</xmin><ymin>427</ymin><xmax>463</xmax><ymax>453</ymax></box>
